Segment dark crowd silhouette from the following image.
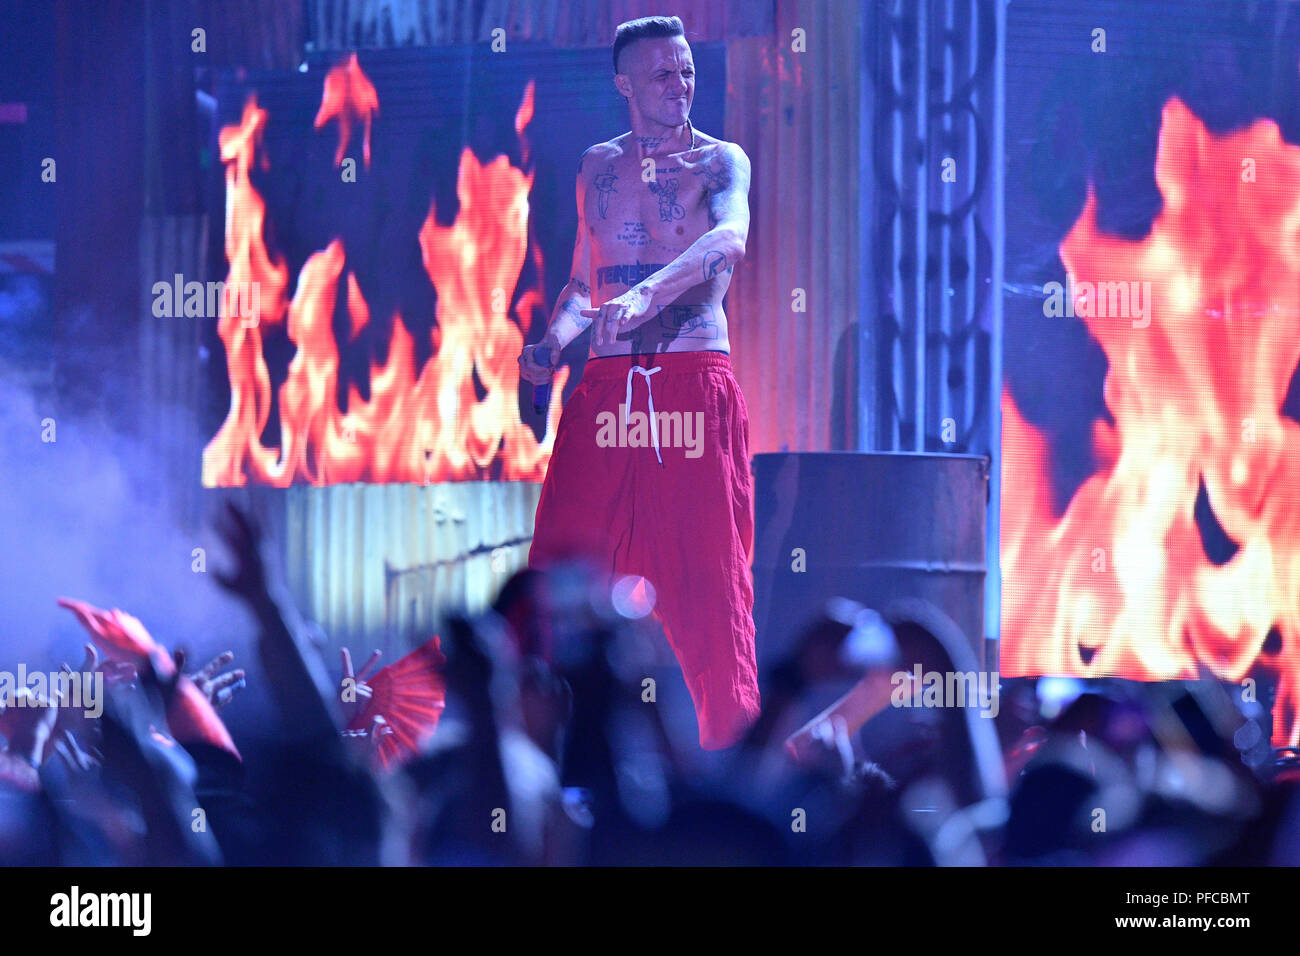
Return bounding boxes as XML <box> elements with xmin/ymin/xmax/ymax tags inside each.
<box><xmin>1</xmin><ymin>501</ymin><xmax>1297</xmax><ymax>866</ymax></box>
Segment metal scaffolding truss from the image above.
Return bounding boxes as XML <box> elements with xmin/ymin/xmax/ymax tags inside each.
<box><xmin>862</xmin><ymin>0</ymin><xmax>1005</xmax><ymax>641</ymax></box>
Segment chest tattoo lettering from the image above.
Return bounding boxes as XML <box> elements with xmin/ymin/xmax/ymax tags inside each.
<box><xmin>617</xmin><ymin>221</ymin><xmax>652</xmax><ymax>248</ymax></box>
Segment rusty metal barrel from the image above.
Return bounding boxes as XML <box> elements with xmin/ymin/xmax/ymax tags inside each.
<box><xmin>750</xmin><ymin>452</ymin><xmax>989</xmax><ymax>669</ymax></box>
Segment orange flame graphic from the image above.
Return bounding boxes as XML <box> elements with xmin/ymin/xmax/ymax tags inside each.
<box><xmin>1001</xmin><ymin>98</ymin><xmax>1300</xmax><ymax>747</ymax></box>
<box><xmin>314</xmin><ymin>52</ymin><xmax>379</xmax><ymax>168</ymax></box>
<box><xmin>203</xmin><ymin>69</ymin><xmax>563</xmax><ymax>487</ymax></box>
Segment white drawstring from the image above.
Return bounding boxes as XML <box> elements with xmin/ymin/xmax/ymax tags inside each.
<box><xmin>625</xmin><ymin>364</ymin><xmax>664</xmax><ymax>465</ymax></box>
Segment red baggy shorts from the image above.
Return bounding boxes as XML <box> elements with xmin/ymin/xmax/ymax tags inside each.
<box><xmin>528</xmin><ymin>350</ymin><xmax>761</xmax><ymax>749</ymax></box>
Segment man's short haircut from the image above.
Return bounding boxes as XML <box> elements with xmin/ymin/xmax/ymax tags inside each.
<box><xmin>612</xmin><ymin>15</ymin><xmax>685</xmax><ymax>73</ymax></box>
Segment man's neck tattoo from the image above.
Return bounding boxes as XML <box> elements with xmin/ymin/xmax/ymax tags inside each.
<box><xmin>637</xmin><ymin>122</ymin><xmax>695</xmax><ymax>158</ymax></box>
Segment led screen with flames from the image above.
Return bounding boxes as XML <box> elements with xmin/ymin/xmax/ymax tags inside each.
<box><xmin>203</xmin><ymin>58</ymin><xmax>560</xmax><ymax>485</ymax></box>
<box><xmin>1002</xmin><ymin>2</ymin><xmax>1300</xmax><ymax>748</ymax></box>
<box><xmin>200</xmin><ymin>47</ymin><xmax>724</xmax><ymax>489</ymax></box>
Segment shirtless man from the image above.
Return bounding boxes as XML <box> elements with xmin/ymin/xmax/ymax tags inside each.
<box><xmin>517</xmin><ymin>15</ymin><xmax>760</xmax><ymax>750</ymax></box>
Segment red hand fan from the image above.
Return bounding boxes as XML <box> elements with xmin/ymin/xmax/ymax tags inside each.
<box><xmin>347</xmin><ymin>637</ymin><xmax>447</xmax><ymax>770</ymax></box>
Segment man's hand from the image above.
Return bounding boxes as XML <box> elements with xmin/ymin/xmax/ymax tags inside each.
<box><xmin>0</xmin><ymin>688</ymin><xmax>59</xmax><ymax>766</ymax></box>
<box><xmin>213</xmin><ymin>501</ymin><xmax>273</xmax><ymax>605</ymax></box>
<box><xmin>582</xmin><ymin>287</ymin><xmax>656</xmax><ymax>348</ymax></box>
<box><xmin>338</xmin><ymin>647</ymin><xmax>381</xmax><ymax>720</ymax></box>
<box><xmin>53</xmin><ymin>644</ymin><xmax>128</xmax><ymax>744</ymax></box>
<box><xmin>518</xmin><ymin>332</ymin><xmax>561</xmax><ymax>386</ymax></box>
<box><xmin>52</xmin><ymin>728</ymin><xmax>101</xmax><ymax>775</ymax></box>
<box><xmin>173</xmin><ymin>649</ymin><xmax>246</xmax><ymax>710</ymax></box>
<box><xmin>786</xmin><ymin>714</ymin><xmax>857</xmax><ymax>785</ymax></box>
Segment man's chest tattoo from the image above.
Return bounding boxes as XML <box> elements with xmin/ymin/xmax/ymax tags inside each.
<box><xmin>646</xmin><ymin>177</ymin><xmax>686</xmax><ymax>222</ymax></box>
<box><xmin>616</xmin><ymin>221</ymin><xmax>652</xmax><ymax>248</ymax></box>
<box><xmin>592</xmin><ymin>165</ymin><xmax>618</xmax><ymax>218</ymax></box>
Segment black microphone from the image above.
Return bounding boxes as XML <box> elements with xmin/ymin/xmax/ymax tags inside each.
<box><xmin>532</xmin><ymin>345</ymin><xmax>555</xmax><ymax>415</ymax></box>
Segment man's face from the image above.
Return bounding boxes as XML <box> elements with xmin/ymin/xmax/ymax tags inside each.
<box><xmin>618</xmin><ymin>35</ymin><xmax>695</xmax><ymax>129</ymax></box>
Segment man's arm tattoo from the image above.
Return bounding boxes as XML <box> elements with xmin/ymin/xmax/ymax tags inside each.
<box><xmin>691</xmin><ymin>153</ymin><xmax>732</xmax><ymax>193</ymax></box>
<box><xmin>691</xmin><ymin>149</ymin><xmax>735</xmax><ymax>228</ymax></box>
<box><xmin>703</xmin><ymin>249</ymin><xmax>728</xmax><ymax>281</ymax></box>
<box><xmin>558</xmin><ymin>298</ymin><xmax>592</xmax><ymax>328</ymax></box>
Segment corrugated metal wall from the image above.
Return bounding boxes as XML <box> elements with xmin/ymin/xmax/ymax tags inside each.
<box><xmin>726</xmin><ymin>3</ymin><xmax>863</xmax><ymax>453</ymax></box>
<box><xmin>138</xmin><ymin>215</ymin><xmax>209</xmax><ymax>529</ymax></box>
<box><xmin>283</xmin><ymin>481</ymin><xmax>540</xmax><ymax>652</ymax></box>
